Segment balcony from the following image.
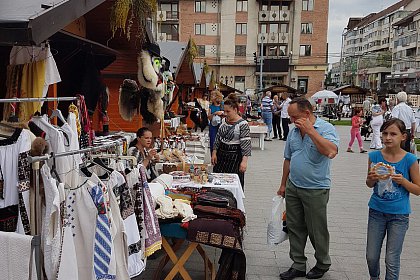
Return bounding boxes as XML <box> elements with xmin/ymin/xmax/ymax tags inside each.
<box><xmin>157</xmin><ymin>10</ymin><xmax>179</xmax><ymax>21</ymax></box>
<box><xmin>258</xmin><ymin>10</ymin><xmax>290</xmax><ymax>22</ymax></box>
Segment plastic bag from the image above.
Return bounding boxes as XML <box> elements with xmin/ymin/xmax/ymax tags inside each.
<box><xmin>267</xmin><ymin>196</ymin><xmax>288</xmax><ymax>245</ymax></box>
<box><xmin>371</xmin><ymin>162</ymin><xmax>396</xmax><ymax>197</ymax></box>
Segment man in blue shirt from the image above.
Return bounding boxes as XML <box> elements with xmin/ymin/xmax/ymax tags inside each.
<box><xmin>277</xmin><ymin>98</ymin><xmax>339</xmax><ymax>280</ymax></box>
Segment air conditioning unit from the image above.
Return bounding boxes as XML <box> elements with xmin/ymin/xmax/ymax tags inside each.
<box><xmin>157</xmin><ymin>10</ymin><xmax>166</xmax><ymax>21</ymax></box>
<box><xmin>157</xmin><ymin>33</ymin><xmax>167</xmax><ymax>42</ymax></box>
<box><xmin>259</xmin><ymin>11</ymin><xmax>269</xmax><ymax>22</ymax></box>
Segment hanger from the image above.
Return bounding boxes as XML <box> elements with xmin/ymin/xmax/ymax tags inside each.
<box><xmin>50</xmin><ymin>108</ymin><xmax>67</xmax><ymax>125</ymax></box>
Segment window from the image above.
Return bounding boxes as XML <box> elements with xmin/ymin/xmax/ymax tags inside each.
<box><xmin>298</xmin><ymin>77</ymin><xmax>309</xmax><ymax>93</ymax></box>
<box><xmin>195</xmin><ymin>1</ymin><xmax>206</xmax><ymax>13</ymax></box>
<box><xmin>280</xmin><ymin>23</ymin><xmax>288</xmax><ymax>33</ymax></box>
<box><xmin>236</xmin><ymin>23</ymin><xmax>247</xmax><ymax>35</ymax></box>
<box><xmin>302</xmin><ymin>0</ymin><xmax>314</xmax><ymax>11</ymax></box>
<box><xmin>269</xmin><ymin>24</ymin><xmax>278</xmax><ymax>33</ymax></box>
<box><xmin>268</xmin><ymin>46</ymin><xmax>277</xmax><ymax>56</ymax></box>
<box><xmin>235</xmin><ymin>76</ymin><xmax>245</xmax><ymax>92</ymax></box>
<box><xmin>195</xmin><ymin>23</ymin><xmax>206</xmax><ymax>35</ymax></box>
<box><xmin>197</xmin><ymin>45</ymin><xmax>206</xmax><ymax>57</ymax></box>
<box><xmin>279</xmin><ymin>45</ymin><xmax>287</xmax><ymax>56</ymax></box>
<box><xmin>301</xmin><ymin>23</ymin><xmax>313</xmax><ymax>34</ymax></box>
<box><xmin>260</xmin><ymin>24</ymin><xmax>267</xmax><ymax>33</ymax></box>
<box><xmin>299</xmin><ymin>45</ymin><xmax>311</xmax><ymax>56</ymax></box>
<box><xmin>235</xmin><ymin>45</ymin><xmax>246</xmax><ymax>56</ymax></box>
<box><xmin>236</xmin><ymin>1</ymin><xmax>248</xmax><ymax>12</ymax></box>
<box><xmin>160</xmin><ymin>3</ymin><xmax>178</xmax><ymax>19</ymax></box>
<box><xmin>160</xmin><ymin>24</ymin><xmax>179</xmax><ymax>40</ymax></box>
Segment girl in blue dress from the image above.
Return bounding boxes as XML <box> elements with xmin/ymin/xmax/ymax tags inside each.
<box><xmin>366</xmin><ymin>118</ymin><xmax>420</xmax><ymax>280</ymax></box>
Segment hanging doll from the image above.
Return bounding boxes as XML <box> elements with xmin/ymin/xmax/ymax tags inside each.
<box><xmin>118</xmin><ymin>42</ymin><xmax>166</xmax><ymax>124</ymax></box>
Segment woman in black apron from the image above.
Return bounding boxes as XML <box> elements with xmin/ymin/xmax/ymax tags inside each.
<box><xmin>211</xmin><ymin>93</ymin><xmax>251</xmax><ymax>189</ymax></box>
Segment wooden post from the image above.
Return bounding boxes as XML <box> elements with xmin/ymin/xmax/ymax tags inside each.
<box><xmin>47</xmin><ymin>83</ymin><xmax>58</xmax><ymax>125</ymax></box>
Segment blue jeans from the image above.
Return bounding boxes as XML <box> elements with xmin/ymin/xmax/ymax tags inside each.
<box><xmin>262</xmin><ymin>111</ymin><xmax>273</xmax><ymax>137</ymax></box>
<box><xmin>366</xmin><ymin>208</ymin><xmax>409</xmax><ymax>280</ymax></box>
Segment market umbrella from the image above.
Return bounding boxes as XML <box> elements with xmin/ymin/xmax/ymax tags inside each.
<box><xmin>311</xmin><ymin>90</ymin><xmax>339</xmax><ymax>100</ymax></box>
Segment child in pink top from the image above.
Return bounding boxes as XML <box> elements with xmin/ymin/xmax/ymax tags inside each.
<box><xmin>347</xmin><ymin>108</ymin><xmax>367</xmax><ymax>153</ymax></box>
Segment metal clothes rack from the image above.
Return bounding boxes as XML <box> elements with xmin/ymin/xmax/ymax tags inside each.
<box><xmin>0</xmin><ymin>97</ymin><xmax>78</xmax><ymax>103</ymax></box>
<box><xmin>27</xmin><ymin>140</ymin><xmax>122</xmax><ymax>280</ymax></box>
<box><xmin>0</xmin><ymin>95</ymin><xmax>79</xmax><ymax>279</ymax></box>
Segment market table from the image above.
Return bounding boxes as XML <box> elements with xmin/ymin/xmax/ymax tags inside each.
<box><xmin>171</xmin><ymin>173</ymin><xmax>245</xmax><ymax>213</ymax></box>
<box><xmin>152</xmin><ymin>173</ymin><xmax>246</xmax><ymax>280</ymax></box>
<box><xmin>249</xmin><ymin>125</ymin><xmax>267</xmax><ymax>150</ymax></box>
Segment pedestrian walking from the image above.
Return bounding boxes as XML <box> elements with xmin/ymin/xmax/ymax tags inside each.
<box><xmin>365</xmin><ymin>118</ymin><xmax>420</xmax><ymax>280</ymax></box>
<box><xmin>212</xmin><ymin>93</ymin><xmax>251</xmax><ymax>189</ymax></box>
<box><xmin>391</xmin><ymin>91</ymin><xmax>416</xmax><ymax>152</ymax></box>
<box><xmin>347</xmin><ymin>108</ymin><xmax>367</xmax><ymax>153</ymax></box>
<box><xmin>208</xmin><ymin>90</ymin><xmax>224</xmax><ymax>151</ymax></box>
<box><xmin>279</xmin><ymin>92</ymin><xmax>291</xmax><ymax>140</ymax></box>
<box><xmin>261</xmin><ymin>91</ymin><xmax>274</xmax><ymax>140</ymax></box>
<box><xmin>277</xmin><ymin>97</ymin><xmax>339</xmax><ymax>280</ymax></box>
<box><xmin>370</xmin><ymin>102</ymin><xmax>383</xmax><ymax>150</ymax></box>
<box><xmin>246</xmin><ymin>95</ymin><xmax>252</xmax><ymax>116</ymax></box>
<box><xmin>272</xmin><ymin>95</ymin><xmax>282</xmax><ymax>139</ymax></box>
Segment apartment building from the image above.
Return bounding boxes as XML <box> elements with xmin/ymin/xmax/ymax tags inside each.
<box><xmin>341</xmin><ymin>0</ymin><xmax>420</xmax><ymax>93</ymax></box>
<box><xmin>155</xmin><ymin>0</ymin><xmax>329</xmax><ymax>95</ymax></box>
<box><xmin>389</xmin><ymin>8</ymin><xmax>420</xmax><ymax>93</ymax></box>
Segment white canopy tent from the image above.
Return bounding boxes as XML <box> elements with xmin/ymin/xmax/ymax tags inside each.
<box><xmin>311</xmin><ymin>90</ymin><xmax>339</xmax><ymax>101</ymax></box>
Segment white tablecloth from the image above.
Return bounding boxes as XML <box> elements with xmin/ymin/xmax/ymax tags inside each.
<box><xmin>171</xmin><ymin>173</ymin><xmax>246</xmax><ymax>213</ymax></box>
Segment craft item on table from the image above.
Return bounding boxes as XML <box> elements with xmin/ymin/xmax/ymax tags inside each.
<box><xmin>162</xmin><ymin>163</ymin><xmax>178</xmax><ymax>174</ymax></box>
<box><xmin>155</xmin><ymin>195</ymin><xmax>179</xmax><ymax>219</ymax></box>
<box><xmin>193</xmin><ymin>205</ymin><xmax>246</xmax><ymax>227</ymax></box>
<box><xmin>170</xmin><ymin>171</ymin><xmax>191</xmax><ymax>182</ymax></box>
<box><xmin>153</xmin><ymin>174</ymin><xmax>173</xmax><ymax>189</ymax></box>
<box><xmin>173</xmin><ymin>199</ymin><xmax>196</xmax><ymax>222</ymax></box>
<box><xmin>196</xmin><ymin>192</ymin><xmax>230</xmax><ymax>208</ymax></box>
<box><xmin>148</xmin><ymin>182</ymin><xmax>166</xmax><ymax>208</ymax></box>
<box><xmin>211</xmin><ymin>173</ymin><xmax>237</xmax><ymax>185</ymax></box>
<box><xmin>165</xmin><ymin>189</ymin><xmax>192</xmax><ymax>201</ymax></box>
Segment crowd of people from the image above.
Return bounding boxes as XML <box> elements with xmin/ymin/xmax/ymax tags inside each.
<box><xmin>129</xmin><ymin>90</ymin><xmax>420</xmax><ymax>280</ymax></box>
<box><xmin>273</xmin><ymin>95</ymin><xmax>420</xmax><ymax>280</ymax></box>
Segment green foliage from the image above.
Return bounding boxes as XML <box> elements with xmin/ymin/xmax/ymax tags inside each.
<box><xmin>187</xmin><ymin>37</ymin><xmax>198</xmax><ymax>66</ymax></box>
<box><xmin>110</xmin><ymin>0</ymin><xmax>157</xmax><ymax>43</ymax></box>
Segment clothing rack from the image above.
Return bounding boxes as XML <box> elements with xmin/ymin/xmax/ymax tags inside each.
<box><xmin>28</xmin><ymin>139</ymin><xmax>122</xmax><ymax>280</ymax></box>
<box><xmin>0</xmin><ymin>97</ymin><xmax>78</xmax><ymax>103</ymax></box>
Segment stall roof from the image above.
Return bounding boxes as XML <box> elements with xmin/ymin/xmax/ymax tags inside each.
<box><xmin>333</xmin><ymin>85</ymin><xmax>369</xmax><ymax>95</ymax></box>
<box><xmin>159</xmin><ymin>41</ymin><xmax>188</xmax><ymax>78</ymax></box>
<box><xmin>0</xmin><ymin>0</ymin><xmax>105</xmax><ymax>46</ymax></box>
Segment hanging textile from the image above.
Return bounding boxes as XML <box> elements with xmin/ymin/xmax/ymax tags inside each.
<box><xmin>2</xmin><ymin>64</ymin><xmax>23</xmax><ymax>121</ymax></box>
<box><xmin>0</xmin><ymin>128</ymin><xmax>32</xmax><ymax>234</ymax></box>
<box><xmin>9</xmin><ymin>45</ymin><xmax>61</xmax><ymax>99</ymax></box>
<box><xmin>18</xmin><ymin>60</ymin><xmax>46</xmax><ymax>121</ymax></box>
<box><xmin>138</xmin><ymin>165</ymin><xmax>162</xmax><ymax>257</ymax></box>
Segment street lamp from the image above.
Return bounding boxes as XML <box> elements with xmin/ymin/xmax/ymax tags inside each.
<box><xmin>259</xmin><ymin>33</ymin><xmax>265</xmax><ymax>92</ymax></box>
<box><xmin>339</xmin><ymin>27</ymin><xmax>348</xmax><ymax>86</ymax></box>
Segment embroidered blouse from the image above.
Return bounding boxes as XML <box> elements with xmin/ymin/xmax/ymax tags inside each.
<box><xmin>213</xmin><ymin>119</ymin><xmax>251</xmax><ymax>156</ymax></box>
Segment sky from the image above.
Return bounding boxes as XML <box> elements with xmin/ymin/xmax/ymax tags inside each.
<box><xmin>328</xmin><ymin>0</ymin><xmax>398</xmax><ymax>64</ymax></box>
